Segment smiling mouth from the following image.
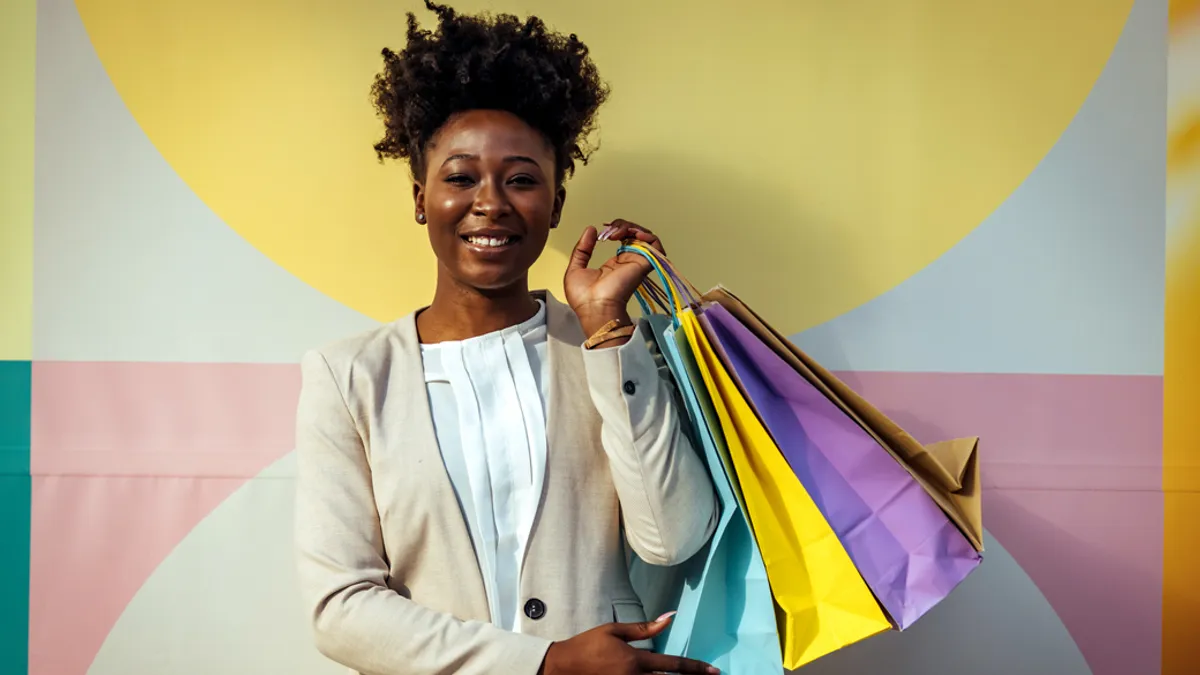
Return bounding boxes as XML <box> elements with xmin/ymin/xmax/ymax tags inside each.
<box><xmin>462</xmin><ymin>235</ymin><xmax>520</xmax><ymax>249</ymax></box>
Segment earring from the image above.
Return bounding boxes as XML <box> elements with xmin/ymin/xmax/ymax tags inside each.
<box><xmin>417</xmin><ymin>213</ymin><xmax>426</xmax><ymax>224</ymax></box>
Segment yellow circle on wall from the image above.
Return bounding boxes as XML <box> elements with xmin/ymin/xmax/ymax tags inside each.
<box><xmin>76</xmin><ymin>0</ymin><xmax>1132</xmax><ymax>333</ymax></box>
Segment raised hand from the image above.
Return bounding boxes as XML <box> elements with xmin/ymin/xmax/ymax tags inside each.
<box><xmin>564</xmin><ymin>219</ymin><xmax>667</xmax><ymax>339</ymax></box>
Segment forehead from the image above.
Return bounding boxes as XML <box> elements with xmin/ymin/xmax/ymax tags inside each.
<box><xmin>429</xmin><ymin>110</ymin><xmax>554</xmax><ymax>162</ymax></box>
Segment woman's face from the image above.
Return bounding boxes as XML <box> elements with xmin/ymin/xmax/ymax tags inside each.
<box><xmin>414</xmin><ymin>109</ymin><xmax>564</xmax><ymax>293</ymax></box>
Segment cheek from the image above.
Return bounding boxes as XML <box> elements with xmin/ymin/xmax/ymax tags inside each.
<box><xmin>421</xmin><ymin>202</ymin><xmax>463</xmax><ymax>252</ymax></box>
<box><xmin>427</xmin><ymin>225</ymin><xmax>461</xmax><ymax>260</ymax></box>
<box><xmin>515</xmin><ymin>190</ymin><xmax>557</xmax><ymax>223</ymax></box>
<box><xmin>428</xmin><ymin>191</ymin><xmax>468</xmax><ymax>219</ymax></box>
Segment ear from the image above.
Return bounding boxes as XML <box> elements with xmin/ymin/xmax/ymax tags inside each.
<box><xmin>550</xmin><ymin>185</ymin><xmax>567</xmax><ymax>229</ymax></box>
<box><xmin>412</xmin><ymin>181</ymin><xmax>426</xmax><ymax>224</ymax></box>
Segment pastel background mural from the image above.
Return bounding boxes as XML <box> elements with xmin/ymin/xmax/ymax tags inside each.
<box><xmin>0</xmin><ymin>0</ymin><xmax>1190</xmax><ymax>673</ymax></box>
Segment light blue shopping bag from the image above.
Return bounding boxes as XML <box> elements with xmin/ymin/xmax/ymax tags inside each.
<box><xmin>625</xmin><ymin>247</ymin><xmax>783</xmax><ymax>674</ymax></box>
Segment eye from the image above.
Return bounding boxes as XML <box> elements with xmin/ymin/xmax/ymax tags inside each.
<box><xmin>508</xmin><ymin>174</ymin><xmax>539</xmax><ymax>186</ymax></box>
<box><xmin>444</xmin><ymin>174</ymin><xmax>475</xmax><ymax>186</ymax></box>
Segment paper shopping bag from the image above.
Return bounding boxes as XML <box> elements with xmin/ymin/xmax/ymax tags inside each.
<box><xmin>620</xmin><ymin>243</ymin><xmax>891</xmax><ymax>669</ymax></box>
<box><xmin>698</xmin><ymin>303</ymin><xmax>982</xmax><ymax>628</ymax></box>
<box><xmin>703</xmin><ymin>286</ymin><xmax>983</xmax><ymax>552</ymax></box>
<box><xmin>627</xmin><ymin>314</ymin><xmax>783</xmax><ymax>674</ymax></box>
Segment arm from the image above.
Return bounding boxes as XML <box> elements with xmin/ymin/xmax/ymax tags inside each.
<box><xmin>580</xmin><ymin>321</ymin><xmax>719</xmax><ymax>566</ymax></box>
<box><xmin>294</xmin><ymin>349</ymin><xmax>551</xmax><ymax>675</ymax></box>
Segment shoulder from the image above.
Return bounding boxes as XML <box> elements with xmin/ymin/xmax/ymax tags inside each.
<box><xmin>301</xmin><ymin>312</ymin><xmax>419</xmax><ymax>382</ymax></box>
<box><xmin>541</xmin><ymin>291</ymin><xmax>587</xmax><ymax>347</ymax></box>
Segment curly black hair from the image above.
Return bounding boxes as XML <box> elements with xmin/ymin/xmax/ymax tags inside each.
<box><xmin>371</xmin><ymin>1</ymin><xmax>609</xmax><ymax>185</ymax></box>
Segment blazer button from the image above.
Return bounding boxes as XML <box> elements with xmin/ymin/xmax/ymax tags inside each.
<box><xmin>623</xmin><ymin>380</ymin><xmax>637</xmax><ymax>395</ymax></box>
<box><xmin>524</xmin><ymin>598</ymin><xmax>546</xmax><ymax>621</ymax></box>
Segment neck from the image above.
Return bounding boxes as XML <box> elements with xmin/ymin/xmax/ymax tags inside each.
<box><xmin>416</xmin><ymin>272</ymin><xmax>541</xmax><ymax>343</ymax></box>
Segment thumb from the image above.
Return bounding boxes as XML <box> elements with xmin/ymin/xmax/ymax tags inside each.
<box><xmin>566</xmin><ymin>226</ymin><xmax>599</xmax><ymax>275</ymax></box>
<box><xmin>608</xmin><ymin>612</ymin><xmax>676</xmax><ymax>642</ymax></box>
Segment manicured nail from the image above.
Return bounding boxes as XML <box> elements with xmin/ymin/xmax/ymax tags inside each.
<box><xmin>598</xmin><ymin>225</ymin><xmax>613</xmax><ymax>241</ymax></box>
<box><xmin>656</xmin><ymin>611</ymin><xmax>677</xmax><ymax>623</ymax></box>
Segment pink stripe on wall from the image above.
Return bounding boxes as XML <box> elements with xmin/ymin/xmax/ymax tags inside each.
<box><xmin>31</xmin><ymin>361</ymin><xmax>300</xmax><ymax>477</ymax></box>
<box><xmin>29</xmin><ymin>362</ymin><xmax>302</xmax><ymax>675</ymax></box>
<box><xmin>836</xmin><ymin>370</ymin><xmax>1162</xmax><ymax>675</ymax></box>
<box><xmin>831</xmin><ymin>370</ymin><xmax>1163</xmax><ymax>491</ymax></box>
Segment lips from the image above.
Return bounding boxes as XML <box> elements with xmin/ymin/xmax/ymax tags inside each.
<box><xmin>459</xmin><ymin>227</ymin><xmax>523</xmax><ymax>256</ymax></box>
<box><xmin>463</xmin><ymin>234</ymin><xmax>519</xmax><ymax>248</ymax></box>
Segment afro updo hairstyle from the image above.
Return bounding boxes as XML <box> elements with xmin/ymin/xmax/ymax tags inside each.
<box><xmin>370</xmin><ymin>1</ymin><xmax>610</xmax><ymax>186</ymax></box>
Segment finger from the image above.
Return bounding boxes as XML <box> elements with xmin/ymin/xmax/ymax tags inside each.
<box><xmin>614</xmin><ymin>219</ymin><xmax>653</xmax><ymax>235</ymax></box>
<box><xmin>567</xmin><ymin>226</ymin><xmax>599</xmax><ymax>274</ymax></box>
<box><xmin>638</xmin><ymin>652</ymin><xmax>719</xmax><ymax>674</ymax></box>
<box><xmin>607</xmin><ymin>620</ymin><xmax>665</xmax><ymax>642</ymax></box>
<box><xmin>608</xmin><ymin>613</ymin><xmax>674</xmax><ymax>642</ymax></box>
<box><xmin>625</xmin><ymin>229</ymin><xmax>666</xmax><ymax>255</ymax></box>
<box><xmin>600</xmin><ymin>222</ymin><xmax>666</xmax><ymax>256</ymax></box>
<box><xmin>599</xmin><ymin>219</ymin><xmax>652</xmax><ymax>242</ymax></box>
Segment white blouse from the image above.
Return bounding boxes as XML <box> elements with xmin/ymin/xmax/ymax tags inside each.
<box><xmin>419</xmin><ymin>301</ymin><xmax>549</xmax><ymax>632</ymax></box>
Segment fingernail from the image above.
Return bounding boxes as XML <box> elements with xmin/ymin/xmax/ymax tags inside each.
<box><xmin>598</xmin><ymin>226</ymin><xmax>613</xmax><ymax>241</ymax></box>
<box><xmin>707</xmin><ymin>667</ymin><xmax>720</xmax><ymax>674</ymax></box>
<box><xmin>656</xmin><ymin>611</ymin><xmax>677</xmax><ymax>623</ymax></box>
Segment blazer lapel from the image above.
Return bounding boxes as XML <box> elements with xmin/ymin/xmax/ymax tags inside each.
<box><xmin>524</xmin><ymin>292</ymin><xmax>588</xmax><ymax>567</ymax></box>
<box><xmin>393</xmin><ymin>312</ymin><xmax>492</xmax><ymax>622</ymax></box>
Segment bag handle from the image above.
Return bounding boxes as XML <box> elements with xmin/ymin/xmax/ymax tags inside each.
<box><xmin>618</xmin><ymin>241</ymin><xmax>700</xmax><ymax>324</ymax></box>
<box><xmin>638</xmin><ymin>274</ymin><xmax>674</xmax><ymax>316</ymax></box>
<box><xmin>632</xmin><ymin>242</ymin><xmax>701</xmax><ymax>306</ymax></box>
<box><xmin>619</xmin><ymin>242</ymin><xmax>682</xmax><ymax>318</ymax></box>
<box><xmin>627</xmin><ymin>258</ymin><xmax>670</xmax><ymax>319</ymax></box>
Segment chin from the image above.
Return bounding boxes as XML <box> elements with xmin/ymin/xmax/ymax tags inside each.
<box><xmin>457</xmin><ymin>269</ymin><xmax>530</xmax><ymax>294</ymax></box>
<box><xmin>450</xmin><ymin>253</ymin><xmax>533</xmax><ymax>289</ymax></box>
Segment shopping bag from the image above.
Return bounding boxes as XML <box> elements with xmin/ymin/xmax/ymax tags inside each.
<box><xmin>620</xmin><ymin>243</ymin><xmax>891</xmax><ymax>670</ymax></box>
<box><xmin>703</xmin><ymin>286</ymin><xmax>983</xmax><ymax>552</ymax></box>
<box><xmin>698</xmin><ymin>302</ymin><xmax>982</xmax><ymax>628</ymax></box>
<box><xmin>627</xmin><ymin>313</ymin><xmax>783</xmax><ymax>674</ymax></box>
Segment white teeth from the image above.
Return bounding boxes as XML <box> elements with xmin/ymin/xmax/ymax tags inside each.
<box><xmin>467</xmin><ymin>236</ymin><xmax>512</xmax><ymax>248</ymax></box>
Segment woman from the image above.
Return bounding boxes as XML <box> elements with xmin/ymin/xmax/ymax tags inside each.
<box><xmin>293</xmin><ymin>3</ymin><xmax>719</xmax><ymax>674</ymax></box>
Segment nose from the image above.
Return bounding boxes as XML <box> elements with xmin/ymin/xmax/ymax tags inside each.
<box><xmin>472</xmin><ymin>178</ymin><xmax>513</xmax><ymax>220</ymax></box>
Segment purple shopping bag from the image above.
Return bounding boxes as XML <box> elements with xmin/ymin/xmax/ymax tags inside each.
<box><xmin>698</xmin><ymin>302</ymin><xmax>982</xmax><ymax>628</ymax></box>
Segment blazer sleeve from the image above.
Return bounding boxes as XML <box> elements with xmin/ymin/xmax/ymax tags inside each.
<box><xmin>293</xmin><ymin>349</ymin><xmax>552</xmax><ymax>675</ymax></box>
<box><xmin>581</xmin><ymin>320</ymin><xmax>719</xmax><ymax>566</ymax></box>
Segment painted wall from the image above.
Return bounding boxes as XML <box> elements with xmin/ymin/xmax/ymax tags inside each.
<box><xmin>0</xmin><ymin>0</ymin><xmax>1187</xmax><ymax>673</ymax></box>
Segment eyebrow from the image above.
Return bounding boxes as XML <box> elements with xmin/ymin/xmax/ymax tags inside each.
<box><xmin>441</xmin><ymin>154</ymin><xmax>542</xmax><ymax>167</ymax></box>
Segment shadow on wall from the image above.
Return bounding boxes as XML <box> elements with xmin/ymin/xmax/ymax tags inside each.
<box><xmin>545</xmin><ymin>148</ymin><xmax>873</xmax><ymax>335</ymax></box>
<box><xmin>977</xmin><ymin>489</ymin><xmax>1160</xmax><ymax>675</ymax></box>
<box><xmin>798</xmin><ymin>529</ymin><xmax>1091</xmax><ymax>675</ymax></box>
<box><xmin>838</xmin><ymin>393</ymin><xmax>1162</xmax><ymax>675</ymax></box>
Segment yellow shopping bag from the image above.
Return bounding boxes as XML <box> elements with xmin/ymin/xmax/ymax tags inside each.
<box><xmin>622</xmin><ymin>242</ymin><xmax>891</xmax><ymax>668</ymax></box>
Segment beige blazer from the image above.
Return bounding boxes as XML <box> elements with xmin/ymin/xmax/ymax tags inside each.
<box><xmin>294</xmin><ymin>291</ymin><xmax>719</xmax><ymax>675</ymax></box>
